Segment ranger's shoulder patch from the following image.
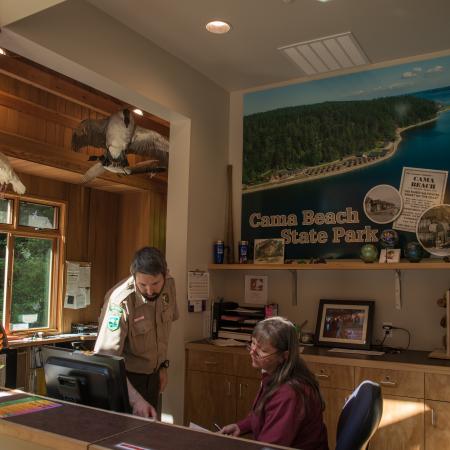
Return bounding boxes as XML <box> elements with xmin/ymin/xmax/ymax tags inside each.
<box><xmin>107</xmin><ymin>314</ymin><xmax>120</xmax><ymax>331</ymax></box>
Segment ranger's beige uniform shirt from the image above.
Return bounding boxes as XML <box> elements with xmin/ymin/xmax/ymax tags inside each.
<box><xmin>94</xmin><ymin>275</ymin><xmax>179</xmax><ymax>374</ymax></box>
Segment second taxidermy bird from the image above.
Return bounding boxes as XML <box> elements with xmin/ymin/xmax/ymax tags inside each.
<box><xmin>0</xmin><ymin>152</ymin><xmax>26</xmax><ymax>194</ymax></box>
<box><xmin>72</xmin><ymin>109</ymin><xmax>169</xmax><ymax>183</ymax></box>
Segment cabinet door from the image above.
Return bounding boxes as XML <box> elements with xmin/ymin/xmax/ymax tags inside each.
<box><xmin>322</xmin><ymin>387</ymin><xmax>352</xmax><ymax>450</ymax></box>
<box><xmin>236</xmin><ymin>377</ymin><xmax>260</xmax><ymax>422</ymax></box>
<box><xmin>369</xmin><ymin>395</ymin><xmax>424</xmax><ymax>450</ymax></box>
<box><xmin>185</xmin><ymin>370</ymin><xmax>236</xmax><ymax>429</ymax></box>
<box><xmin>425</xmin><ymin>400</ymin><xmax>450</xmax><ymax>450</ymax></box>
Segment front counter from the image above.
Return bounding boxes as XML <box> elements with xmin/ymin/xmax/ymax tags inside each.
<box><xmin>0</xmin><ymin>389</ymin><xmax>290</xmax><ymax>450</ymax></box>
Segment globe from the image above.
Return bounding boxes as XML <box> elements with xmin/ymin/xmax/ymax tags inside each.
<box><xmin>360</xmin><ymin>244</ymin><xmax>379</xmax><ymax>263</ymax></box>
<box><xmin>404</xmin><ymin>241</ymin><xmax>423</xmax><ymax>263</ymax></box>
<box><xmin>379</xmin><ymin>229</ymin><xmax>399</xmax><ymax>248</ymax></box>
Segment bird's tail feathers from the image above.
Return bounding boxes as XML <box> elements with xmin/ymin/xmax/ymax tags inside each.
<box><xmin>11</xmin><ymin>178</ymin><xmax>26</xmax><ymax>195</ymax></box>
<box><xmin>80</xmin><ymin>162</ymin><xmax>106</xmax><ymax>184</ymax></box>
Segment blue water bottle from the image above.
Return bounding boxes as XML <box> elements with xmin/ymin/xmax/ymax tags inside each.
<box><xmin>213</xmin><ymin>240</ymin><xmax>224</xmax><ymax>264</ymax></box>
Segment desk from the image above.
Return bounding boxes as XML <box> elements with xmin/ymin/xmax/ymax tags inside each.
<box><xmin>0</xmin><ymin>390</ymin><xmax>290</xmax><ymax>450</ymax></box>
<box><xmin>4</xmin><ymin>334</ymin><xmax>97</xmax><ymax>392</ymax></box>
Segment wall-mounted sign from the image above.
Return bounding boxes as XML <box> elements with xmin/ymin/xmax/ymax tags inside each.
<box><xmin>242</xmin><ymin>54</ymin><xmax>450</xmax><ymax>259</ymax></box>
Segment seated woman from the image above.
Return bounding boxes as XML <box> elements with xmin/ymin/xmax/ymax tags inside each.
<box><xmin>219</xmin><ymin>316</ymin><xmax>328</xmax><ymax>450</ymax></box>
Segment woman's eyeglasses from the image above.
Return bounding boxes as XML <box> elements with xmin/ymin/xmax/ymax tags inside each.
<box><xmin>246</xmin><ymin>342</ymin><xmax>280</xmax><ymax>360</ymax></box>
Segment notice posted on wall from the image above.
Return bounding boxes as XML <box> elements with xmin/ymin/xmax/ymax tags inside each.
<box><xmin>393</xmin><ymin>167</ymin><xmax>448</xmax><ymax>232</ymax></box>
<box><xmin>64</xmin><ymin>261</ymin><xmax>91</xmax><ymax>309</ymax></box>
<box><xmin>187</xmin><ymin>270</ymin><xmax>209</xmax><ymax>313</ymax></box>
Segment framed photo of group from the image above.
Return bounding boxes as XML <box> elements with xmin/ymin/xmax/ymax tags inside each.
<box><xmin>314</xmin><ymin>299</ymin><xmax>375</xmax><ymax>349</ymax></box>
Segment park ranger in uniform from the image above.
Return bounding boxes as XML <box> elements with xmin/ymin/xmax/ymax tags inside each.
<box><xmin>94</xmin><ymin>246</ymin><xmax>179</xmax><ymax>418</ymax></box>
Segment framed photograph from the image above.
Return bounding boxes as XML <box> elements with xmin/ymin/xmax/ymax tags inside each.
<box><xmin>379</xmin><ymin>248</ymin><xmax>401</xmax><ymax>263</ymax></box>
<box><xmin>386</xmin><ymin>248</ymin><xmax>401</xmax><ymax>263</ymax></box>
<box><xmin>254</xmin><ymin>238</ymin><xmax>285</xmax><ymax>264</ymax></box>
<box><xmin>314</xmin><ymin>299</ymin><xmax>375</xmax><ymax>349</ymax></box>
<box><xmin>244</xmin><ymin>275</ymin><xmax>268</xmax><ymax>305</ymax></box>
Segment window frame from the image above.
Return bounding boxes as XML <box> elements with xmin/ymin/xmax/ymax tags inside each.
<box><xmin>0</xmin><ymin>193</ymin><xmax>66</xmax><ymax>335</ymax></box>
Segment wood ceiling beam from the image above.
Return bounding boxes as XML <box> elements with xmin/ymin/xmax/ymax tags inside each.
<box><xmin>0</xmin><ymin>52</ymin><xmax>170</xmax><ymax>137</ymax></box>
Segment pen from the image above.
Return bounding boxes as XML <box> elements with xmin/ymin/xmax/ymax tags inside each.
<box><xmin>214</xmin><ymin>423</ymin><xmax>221</xmax><ymax>431</ymax></box>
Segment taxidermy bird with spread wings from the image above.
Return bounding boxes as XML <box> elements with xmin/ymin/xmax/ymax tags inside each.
<box><xmin>0</xmin><ymin>152</ymin><xmax>26</xmax><ymax>194</ymax></box>
<box><xmin>72</xmin><ymin>109</ymin><xmax>169</xmax><ymax>183</ymax></box>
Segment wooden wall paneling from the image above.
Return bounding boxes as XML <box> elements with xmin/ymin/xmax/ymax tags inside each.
<box><xmin>65</xmin><ymin>185</ymin><xmax>91</xmax><ymax>261</ymax></box>
<box><xmin>150</xmin><ymin>191</ymin><xmax>167</xmax><ymax>252</ymax></box>
<box><xmin>0</xmin><ymin>53</ymin><xmax>170</xmax><ymax>136</ymax></box>
<box><xmin>115</xmin><ymin>191</ymin><xmax>151</xmax><ymax>280</ymax></box>
<box><xmin>16</xmin><ymin>172</ymin><xmax>68</xmax><ymax>200</ymax></box>
<box><xmin>86</xmin><ymin>189</ymin><xmax>119</xmax><ymax>323</ymax></box>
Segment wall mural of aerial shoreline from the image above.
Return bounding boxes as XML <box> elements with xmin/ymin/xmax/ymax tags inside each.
<box><xmin>241</xmin><ymin>53</ymin><xmax>450</xmax><ymax>260</ymax></box>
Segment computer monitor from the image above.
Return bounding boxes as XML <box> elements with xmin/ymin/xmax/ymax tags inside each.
<box><xmin>42</xmin><ymin>346</ymin><xmax>130</xmax><ymax>413</ymax></box>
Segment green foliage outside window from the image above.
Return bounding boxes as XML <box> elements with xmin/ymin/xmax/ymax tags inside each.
<box><xmin>11</xmin><ymin>237</ymin><xmax>52</xmax><ymax>329</ymax></box>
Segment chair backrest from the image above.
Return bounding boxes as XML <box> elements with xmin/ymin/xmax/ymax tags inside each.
<box><xmin>335</xmin><ymin>380</ymin><xmax>383</xmax><ymax>450</ymax></box>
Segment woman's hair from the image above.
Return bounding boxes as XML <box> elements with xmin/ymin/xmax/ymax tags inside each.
<box><xmin>252</xmin><ymin>316</ymin><xmax>324</xmax><ymax>415</ymax></box>
<box><xmin>130</xmin><ymin>246</ymin><xmax>167</xmax><ymax>277</ymax></box>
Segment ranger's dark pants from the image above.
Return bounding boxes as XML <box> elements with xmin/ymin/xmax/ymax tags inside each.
<box><xmin>127</xmin><ymin>370</ymin><xmax>162</xmax><ymax>419</ymax></box>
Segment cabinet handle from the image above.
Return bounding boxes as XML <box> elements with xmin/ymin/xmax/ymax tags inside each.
<box><xmin>380</xmin><ymin>380</ymin><xmax>397</xmax><ymax>387</ymax></box>
<box><xmin>226</xmin><ymin>381</ymin><xmax>232</xmax><ymax>396</ymax></box>
<box><xmin>431</xmin><ymin>408</ymin><xmax>436</xmax><ymax>426</ymax></box>
<box><xmin>239</xmin><ymin>383</ymin><xmax>242</xmax><ymax>398</ymax></box>
<box><xmin>315</xmin><ymin>373</ymin><xmax>330</xmax><ymax>379</ymax></box>
<box><xmin>204</xmin><ymin>361</ymin><xmax>218</xmax><ymax>365</ymax></box>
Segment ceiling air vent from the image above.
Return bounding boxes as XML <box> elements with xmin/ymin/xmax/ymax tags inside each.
<box><xmin>279</xmin><ymin>31</ymin><xmax>369</xmax><ymax>76</ymax></box>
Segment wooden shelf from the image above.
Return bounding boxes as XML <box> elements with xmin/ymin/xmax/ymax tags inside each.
<box><xmin>208</xmin><ymin>260</ymin><xmax>450</xmax><ymax>271</ymax></box>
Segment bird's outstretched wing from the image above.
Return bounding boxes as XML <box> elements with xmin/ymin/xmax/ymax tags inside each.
<box><xmin>80</xmin><ymin>162</ymin><xmax>106</xmax><ymax>184</ymax></box>
<box><xmin>0</xmin><ymin>152</ymin><xmax>26</xmax><ymax>194</ymax></box>
<box><xmin>72</xmin><ymin>118</ymin><xmax>108</xmax><ymax>151</ymax></box>
<box><xmin>127</xmin><ymin>127</ymin><xmax>169</xmax><ymax>167</ymax></box>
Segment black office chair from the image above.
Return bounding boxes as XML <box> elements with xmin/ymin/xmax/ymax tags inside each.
<box><xmin>335</xmin><ymin>380</ymin><xmax>383</xmax><ymax>450</ymax></box>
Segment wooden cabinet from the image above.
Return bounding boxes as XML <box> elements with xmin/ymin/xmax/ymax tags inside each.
<box><xmin>355</xmin><ymin>367</ymin><xmax>425</xmax><ymax>449</ymax></box>
<box><xmin>236</xmin><ymin>377</ymin><xmax>260</xmax><ymax>422</ymax></box>
<box><xmin>185</xmin><ymin>370</ymin><xmax>236</xmax><ymax>428</ymax></box>
<box><xmin>320</xmin><ymin>386</ymin><xmax>352</xmax><ymax>449</ymax></box>
<box><xmin>425</xmin><ymin>400</ymin><xmax>450</xmax><ymax>449</ymax></box>
<box><xmin>370</xmin><ymin>395</ymin><xmax>424</xmax><ymax>450</ymax></box>
<box><xmin>424</xmin><ymin>373</ymin><xmax>450</xmax><ymax>449</ymax></box>
<box><xmin>307</xmin><ymin>361</ymin><xmax>354</xmax><ymax>448</ymax></box>
<box><xmin>184</xmin><ymin>346</ymin><xmax>261</xmax><ymax>430</ymax></box>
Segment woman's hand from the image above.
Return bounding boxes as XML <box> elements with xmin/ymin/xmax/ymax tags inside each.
<box><xmin>218</xmin><ymin>423</ymin><xmax>240</xmax><ymax>436</ymax></box>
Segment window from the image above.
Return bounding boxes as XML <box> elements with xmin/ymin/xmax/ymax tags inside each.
<box><xmin>0</xmin><ymin>194</ymin><xmax>66</xmax><ymax>334</ymax></box>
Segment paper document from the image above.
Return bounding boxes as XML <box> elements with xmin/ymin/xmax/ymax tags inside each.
<box><xmin>189</xmin><ymin>422</ymin><xmax>210</xmax><ymax>432</ymax></box>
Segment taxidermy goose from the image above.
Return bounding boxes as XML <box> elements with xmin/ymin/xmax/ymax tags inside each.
<box><xmin>72</xmin><ymin>109</ymin><xmax>169</xmax><ymax>183</ymax></box>
<box><xmin>0</xmin><ymin>152</ymin><xmax>26</xmax><ymax>194</ymax></box>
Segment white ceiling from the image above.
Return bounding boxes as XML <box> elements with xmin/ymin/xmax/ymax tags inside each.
<box><xmin>2</xmin><ymin>0</ymin><xmax>450</xmax><ymax>92</ymax></box>
<box><xmin>85</xmin><ymin>0</ymin><xmax>450</xmax><ymax>91</ymax></box>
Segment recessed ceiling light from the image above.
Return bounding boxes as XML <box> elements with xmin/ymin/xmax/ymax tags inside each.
<box><xmin>133</xmin><ymin>108</ymin><xmax>144</xmax><ymax>116</ymax></box>
<box><xmin>0</xmin><ymin>48</ymin><xmax>6</xmax><ymax>56</ymax></box>
<box><xmin>206</xmin><ymin>20</ymin><xmax>232</xmax><ymax>34</ymax></box>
